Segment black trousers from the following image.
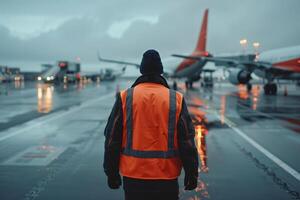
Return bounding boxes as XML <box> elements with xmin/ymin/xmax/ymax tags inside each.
<box><xmin>123</xmin><ymin>177</ymin><xmax>179</xmax><ymax>200</ymax></box>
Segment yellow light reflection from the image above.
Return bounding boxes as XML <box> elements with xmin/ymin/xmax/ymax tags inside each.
<box><xmin>251</xmin><ymin>85</ymin><xmax>260</xmax><ymax>110</ymax></box>
<box><xmin>195</xmin><ymin>125</ymin><xmax>208</xmax><ymax>173</ymax></box>
<box><xmin>37</xmin><ymin>83</ymin><xmax>53</xmax><ymax>113</ymax></box>
<box><xmin>220</xmin><ymin>95</ymin><xmax>226</xmax><ymax>124</ymax></box>
<box><xmin>183</xmin><ymin>92</ymin><xmax>210</xmax><ymax>199</ymax></box>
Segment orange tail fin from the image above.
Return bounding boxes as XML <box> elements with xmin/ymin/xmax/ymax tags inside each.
<box><xmin>194</xmin><ymin>9</ymin><xmax>209</xmax><ymax>52</ymax></box>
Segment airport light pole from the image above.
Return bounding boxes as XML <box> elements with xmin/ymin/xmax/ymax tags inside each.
<box><xmin>240</xmin><ymin>39</ymin><xmax>248</xmax><ymax>55</ymax></box>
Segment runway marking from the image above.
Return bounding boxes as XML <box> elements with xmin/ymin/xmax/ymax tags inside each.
<box><xmin>0</xmin><ymin>92</ymin><xmax>115</xmax><ymax>142</ymax></box>
<box><xmin>216</xmin><ymin>114</ymin><xmax>300</xmax><ymax>182</ymax></box>
<box><xmin>1</xmin><ymin>145</ymin><xmax>66</xmax><ymax>166</ymax></box>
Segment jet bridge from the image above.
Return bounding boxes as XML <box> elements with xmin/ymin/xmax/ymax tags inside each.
<box><xmin>38</xmin><ymin>61</ymin><xmax>80</xmax><ymax>83</ymax></box>
<box><xmin>39</xmin><ymin>65</ymin><xmax>60</xmax><ymax>83</ymax></box>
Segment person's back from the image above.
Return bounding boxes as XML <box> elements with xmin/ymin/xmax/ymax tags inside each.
<box><xmin>103</xmin><ymin>49</ymin><xmax>198</xmax><ymax>200</ymax></box>
<box><xmin>119</xmin><ymin>82</ymin><xmax>182</xmax><ymax>180</ymax></box>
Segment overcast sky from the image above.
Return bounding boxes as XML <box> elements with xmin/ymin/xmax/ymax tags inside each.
<box><xmin>0</xmin><ymin>0</ymin><xmax>300</xmax><ymax>71</ymax></box>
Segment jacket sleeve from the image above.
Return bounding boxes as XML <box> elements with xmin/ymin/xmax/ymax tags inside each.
<box><xmin>103</xmin><ymin>92</ymin><xmax>123</xmax><ymax>177</ymax></box>
<box><xmin>177</xmin><ymin>97</ymin><xmax>199</xmax><ymax>177</ymax></box>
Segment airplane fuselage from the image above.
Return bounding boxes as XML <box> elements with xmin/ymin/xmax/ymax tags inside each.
<box><xmin>163</xmin><ymin>51</ymin><xmax>209</xmax><ymax>80</ymax></box>
<box><xmin>258</xmin><ymin>45</ymin><xmax>300</xmax><ymax>72</ymax></box>
<box><xmin>253</xmin><ymin>45</ymin><xmax>300</xmax><ymax>80</ymax></box>
<box><xmin>174</xmin><ymin>59</ymin><xmax>207</xmax><ymax>78</ymax></box>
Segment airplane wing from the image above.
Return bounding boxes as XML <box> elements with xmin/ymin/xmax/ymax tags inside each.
<box><xmin>171</xmin><ymin>54</ymin><xmax>203</xmax><ymax>61</ymax></box>
<box><xmin>171</xmin><ymin>53</ymin><xmax>292</xmax><ymax>76</ymax></box>
<box><xmin>204</xmin><ymin>56</ymin><xmax>295</xmax><ymax>76</ymax></box>
<box><xmin>205</xmin><ymin>57</ymin><xmax>240</xmax><ymax>66</ymax></box>
<box><xmin>97</xmin><ymin>52</ymin><xmax>140</xmax><ymax>68</ymax></box>
<box><xmin>171</xmin><ymin>53</ymin><xmax>253</xmax><ymax>68</ymax></box>
<box><xmin>172</xmin><ymin>53</ymin><xmax>251</xmax><ymax>66</ymax></box>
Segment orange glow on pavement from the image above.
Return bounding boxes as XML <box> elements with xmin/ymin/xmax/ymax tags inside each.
<box><xmin>220</xmin><ymin>95</ymin><xmax>226</xmax><ymax>124</ymax></box>
<box><xmin>37</xmin><ymin>83</ymin><xmax>53</xmax><ymax>113</ymax></box>
<box><xmin>251</xmin><ymin>85</ymin><xmax>260</xmax><ymax>110</ymax></box>
<box><xmin>189</xmin><ymin>107</ymin><xmax>206</xmax><ymax>124</ymax></box>
<box><xmin>194</xmin><ymin>125</ymin><xmax>208</xmax><ymax>173</ymax></box>
<box><xmin>237</xmin><ymin>84</ymin><xmax>249</xmax><ymax>99</ymax></box>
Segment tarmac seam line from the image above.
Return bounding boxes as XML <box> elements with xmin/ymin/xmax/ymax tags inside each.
<box><xmin>215</xmin><ymin>113</ymin><xmax>300</xmax><ymax>182</ymax></box>
<box><xmin>0</xmin><ymin>92</ymin><xmax>115</xmax><ymax>142</ymax></box>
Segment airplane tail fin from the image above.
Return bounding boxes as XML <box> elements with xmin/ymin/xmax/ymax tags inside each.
<box><xmin>194</xmin><ymin>9</ymin><xmax>208</xmax><ymax>52</ymax></box>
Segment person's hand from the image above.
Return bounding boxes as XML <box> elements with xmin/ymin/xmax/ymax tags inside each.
<box><xmin>184</xmin><ymin>174</ymin><xmax>198</xmax><ymax>190</ymax></box>
<box><xmin>107</xmin><ymin>174</ymin><xmax>122</xmax><ymax>189</ymax></box>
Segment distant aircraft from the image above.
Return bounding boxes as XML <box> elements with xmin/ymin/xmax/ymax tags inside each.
<box><xmin>98</xmin><ymin>9</ymin><xmax>211</xmax><ymax>88</ymax></box>
<box><xmin>99</xmin><ymin>67</ymin><xmax>126</xmax><ymax>81</ymax></box>
<box><xmin>78</xmin><ymin>67</ymin><xmax>126</xmax><ymax>82</ymax></box>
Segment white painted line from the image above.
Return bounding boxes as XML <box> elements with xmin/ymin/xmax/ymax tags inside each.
<box><xmin>0</xmin><ymin>92</ymin><xmax>114</xmax><ymax>142</ymax></box>
<box><xmin>216</xmin><ymin>114</ymin><xmax>300</xmax><ymax>182</ymax></box>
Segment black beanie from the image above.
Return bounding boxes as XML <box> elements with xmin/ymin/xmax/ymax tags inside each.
<box><xmin>140</xmin><ymin>49</ymin><xmax>163</xmax><ymax>75</ymax></box>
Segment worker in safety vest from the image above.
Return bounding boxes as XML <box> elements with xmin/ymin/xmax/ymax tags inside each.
<box><xmin>103</xmin><ymin>49</ymin><xmax>198</xmax><ymax>200</ymax></box>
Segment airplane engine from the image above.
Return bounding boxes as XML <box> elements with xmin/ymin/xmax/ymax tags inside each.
<box><xmin>228</xmin><ymin>68</ymin><xmax>251</xmax><ymax>85</ymax></box>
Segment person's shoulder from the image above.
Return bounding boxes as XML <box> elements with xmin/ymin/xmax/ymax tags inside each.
<box><xmin>170</xmin><ymin>89</ymin><xmax>183</xmax><ymax>99</ymax></box>
<box><xmin>120</xmin><ymin>87</ymin><xmax>130</xmax><ymax>94</ymax></box>
<box><xmin>119</xmin><ymin>87</ymin><xmax>135</xmax><ymax>99</ymax></box>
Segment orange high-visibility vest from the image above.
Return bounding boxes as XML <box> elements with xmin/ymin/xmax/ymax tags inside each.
<box><xmin>119</xmin><ymin>83</ymin><xmax>183</xmax><ymax>180</ymax></box>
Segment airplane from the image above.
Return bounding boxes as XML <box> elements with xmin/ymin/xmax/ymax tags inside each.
<box><xmin>168</xmin><ymin>14</ymin><xmax>300</xmax><ymax>96</ymax></box>
<box><xmin>69</xmin><ymin>67</ymin><xmax>126</xmax><ymax>82</ymax></box>
<box><xmin>175</xmin><ymin>45</ymin><xmax>300</xmax><ymax>95</ymax></box>
<box><xmin>97</xmin><ymin>9</ymin><xmax>211</xmax><ymax>88</ymax></box>
<box><xmin>99</xmin><ymin>67</ymin><xmax>126</xmax><ymax>81</ymax></box>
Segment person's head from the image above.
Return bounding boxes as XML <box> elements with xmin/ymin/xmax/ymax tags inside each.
<box><xmin>140</xmin><ymin>49</ymin><xmax>163</xmax><ymax>75</ymax></box>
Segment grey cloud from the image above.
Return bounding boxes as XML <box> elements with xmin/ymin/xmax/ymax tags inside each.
<box><xmin>0</xmin><ymin>0</ymin><xmax>300</xmax><ymax>68</ymax></box>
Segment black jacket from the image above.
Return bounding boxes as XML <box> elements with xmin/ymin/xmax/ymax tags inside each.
<box><xmin>103</xmin><ymin>75</ymin><xmax>198</xmax><ymax>180</ymax></box>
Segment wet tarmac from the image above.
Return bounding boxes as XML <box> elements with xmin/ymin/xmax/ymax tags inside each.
<box><xmin>0</xmin><ymin>80</ymin><xmax>299</xmax><ymax>200</ymax></box>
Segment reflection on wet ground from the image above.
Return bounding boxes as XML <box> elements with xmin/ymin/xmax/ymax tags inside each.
<box><xmin>181</xmin><ymin>91</ymin><xmax>210</xmax><ymax>200</ymax></box>
<box><xmin>231</xmin><ymin>84</ymin><xmax>300</xmax><ymax>133</ymax></box>
<box><xmin>179</xmin><ymin>82</ymin><xmax>300</xmax><ymax>199</ymax></box>
<box><xmin>37</xmin><ymin>84</ymin><xmax>54</xmax><ymax>113</ymax></box>
<box><xmin>185</xmin><ymin>92</ymin><xmax>209</xmax><ymax>172</ymax></box>
<box><xmin>14</xmin><ymin>80</ymin><xmax>25</xmax><ymax>89</ymax></box>
<box><xmin>219</xmin><ymin>95</ymin><xmax>226</xmax><ymax>125</ymax></box>
<box><xmin>195</xmin><ymin>125</ymin><xmax>208</xmax><ymax>173</ymax></box>
<box><xmin>0</xmin><ymin>80</ymin><xmax>300</xmax><ymax>200</ymax></box>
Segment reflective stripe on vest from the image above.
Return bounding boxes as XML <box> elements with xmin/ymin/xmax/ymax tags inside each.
<box><xmin>122</xmin><ymin>87</ymin><xmax>179</xmax><ymax>159</ymax></box>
